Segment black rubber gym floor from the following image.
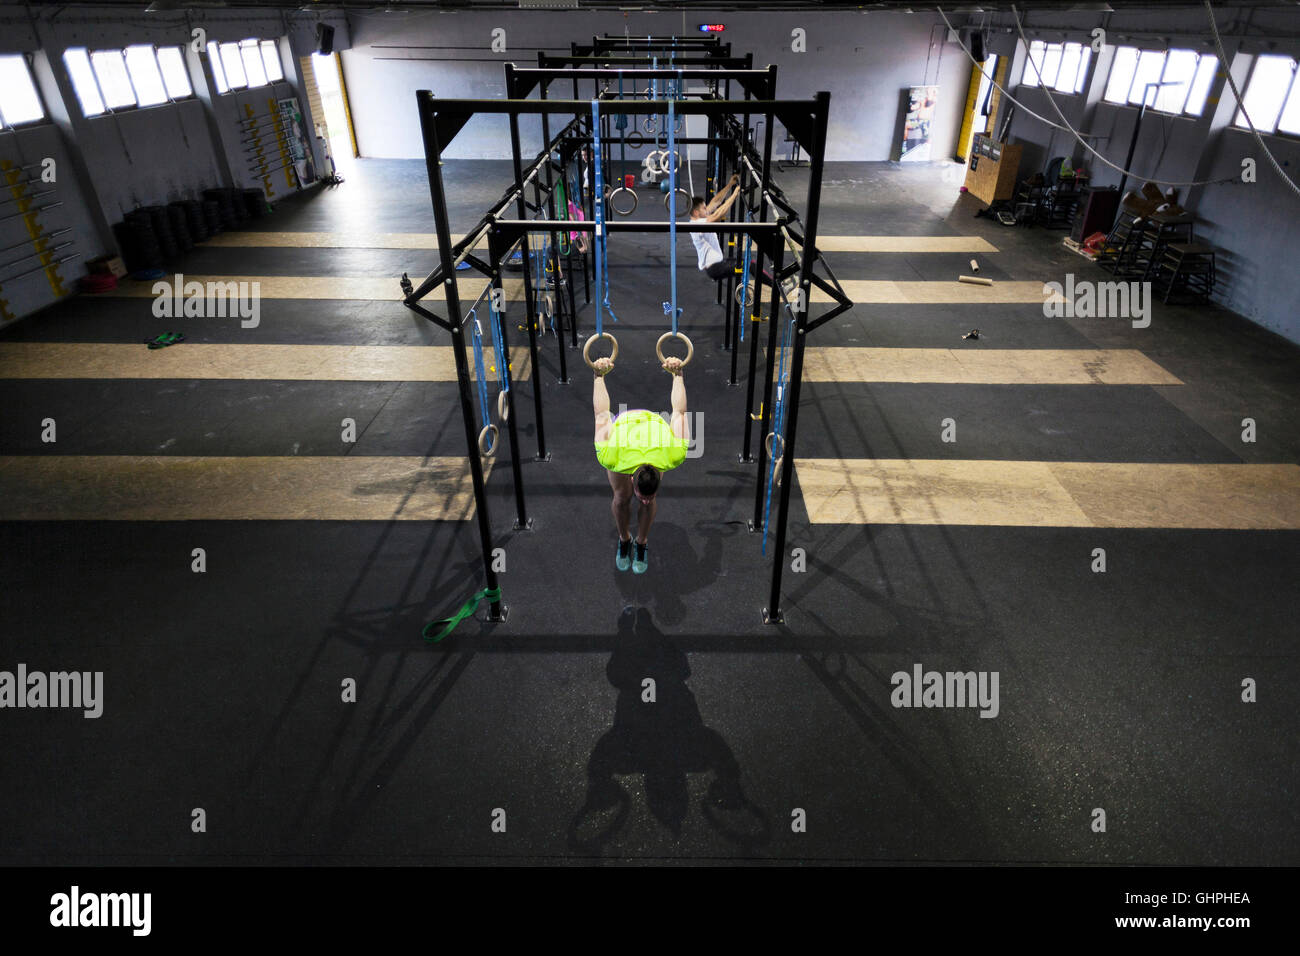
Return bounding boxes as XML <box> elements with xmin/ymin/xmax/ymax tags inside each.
<box><xmin>0</xmin><ymin>159</ymin><xmax>1295</xmax><ymax>864</ymax></box>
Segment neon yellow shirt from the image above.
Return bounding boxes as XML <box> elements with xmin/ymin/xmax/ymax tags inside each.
<box><xmin>595</xmin><ymin>409</ymin><xmax>688</xmax><ymax>474</ymax></box>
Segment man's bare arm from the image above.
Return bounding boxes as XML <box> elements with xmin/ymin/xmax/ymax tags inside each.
<box><xmin>670</xmin><ymin>373</ymin><xmax>689</xmax><ymax>442</ymax></box>
<box><xmin>705</xmin><ymin>177</ymin><xmax>739</xmax><ymax>214</ymax></box>
<box><xmin>593</xmin><ymin>369</ymin><xmax>613</xmax><ymax>442</ymax></box>
<box><xmin>706</xmin><ymin>188</ymin><xmax>741</xmax><ymax>223</ymax></box>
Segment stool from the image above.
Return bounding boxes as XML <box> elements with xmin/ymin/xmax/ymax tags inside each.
<box><xmin>1156</xmin><ymin>243</ymin><xmax>1216</xmax><ymax>303</ymax></box>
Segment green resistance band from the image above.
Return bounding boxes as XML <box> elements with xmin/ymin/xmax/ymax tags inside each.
<box><xmin>422</xmin><ymin>586</ymin><xmax>502</xmax><ymax>643</ymax></box>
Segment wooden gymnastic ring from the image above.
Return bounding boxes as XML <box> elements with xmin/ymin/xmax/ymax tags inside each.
<box><xmin>664</xmin><ymin>188</ymin><xmax>690</xmax><ymax>215</ymax></box>
<box><xmin>772</xmin><ymin>455</ymin><xmax>784</xmax><ymax>487</ymax></box>
<box><xmin>642</xmin><ymin>150</ymin><xmax>663</xmax><ymax>175</ymax></box>
<box><xmin>497</xmin><ymin>390</ymin><xmax>509</xmax><ymax>423</ymax></box>
<box><xmin>583</xmin><ymin>331</ymin><xmax>618</xmax><ymax>370</ymax></box>
<box><xmin>609</xmin><ymin>187</ymin><xmax>639</xmax><ymax>216</ymax></box>
<box><xmin>655</xmin><ymin>330</ymin><xmax>694</xmax><ymax>369</ymax></box>
<box><xmin>625</xmin><ymin>130</ymin><xmax>644</xmax><ymax>149</ymax></box>
<box><xmin>641</xmin><ymin>115</ymin><xmax>657</xmax><ymax>135</ymax></box>
<box><xmin>478</xmin><ymin>424</ymin><xmax>499</xmax><ymax>457</ymax></box>
<box><xmin>765</xmin><ymin>431</ymin><xmax>785</xmax><ymax>459</ymax></box>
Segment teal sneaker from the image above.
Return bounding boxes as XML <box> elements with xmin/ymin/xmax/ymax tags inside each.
<box><xmin>615</xmin><ymin>537</ymin><xmax>632</xmax><ymax>572</ymax></box>
<box><xmin>632</xmin><ymin>542</ymin><xmax>649</xmax><ymax>574</ymax></box>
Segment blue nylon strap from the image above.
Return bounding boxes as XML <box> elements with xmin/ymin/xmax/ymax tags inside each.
<box><xmin>489</xmin><ymin>294</ymin><xmax>508</xmax><ymax>394</ymax></box>
<box><xmin>590</xmin><ymin>99</ymin><xmax>606</xmax><ymax>336</ymax></box>
<box><xmin>739</xmin><ymin>227</ymin><xmax>752</xmax><ymax>344</ymax></box>
<box><xmin>666</xmin><ymin>95</ymin><xmax>679</xmax><ymax>335</ymax></box>
<box><xmin>762</xmin><ymin>312</ymin><xmax>796</xmax><ymax>555</ymax></box>
<box><xmin>470</xmin><ymin>309</ymin><xmax>491</xmax><ymax>426</ymax></box>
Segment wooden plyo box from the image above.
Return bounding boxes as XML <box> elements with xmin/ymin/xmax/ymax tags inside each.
<box><xmin>964</xmin><ymin>135</ymin><xmax>1023</xmax><ymax>205</ymax></box>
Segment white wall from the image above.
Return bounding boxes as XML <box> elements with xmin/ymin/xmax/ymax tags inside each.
<box><xmin>343</xmin><ymin>9</ymin><xmax>970</xmax><ymax>162</ymax></box>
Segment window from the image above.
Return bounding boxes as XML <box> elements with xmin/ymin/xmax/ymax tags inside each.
<box><xmin>206</xmin><ymin>38</ymin><xmax>284</xmax><ymax>93</ymax></box>
<box><xmin>90</xmin><ymin>50</ymin><xmax>135</xmax><ymax>109</ymax></box>
<box><xmin>219</xmin><ymin>42</ymin><xmax>247</xmax><ymax>89</ymax></box>
<box><xmin>207</xmin><ymin>42</ymin><xmax>229</xmax><ymax>93</ymax></box>
<box><xmin>1104</xmin><ymin>46</ymin><xmax>1138</xmax><ymax>104</ymax></box>
<box><xmin>1021</xmin><ymin>40</ymin><xmax>1091</xmax><ymax>94</ymax></box>
<box><xmin>64</xmin><ymin>48</ymin><xmax>105</xmax><ymax>116</ymax></box>
<box><xmin>156</xmin><ymin>47</ymin><xmax>193</xmax><ymax>99</ymax></box>
<box><xmin>260</xmin><ymin>40</ymin><xmax>283</xmax><ymax>82</ymax></box>
<box><xmin>239</xmin><ymin>39</ymin><xmax>268</xmax><ymax>89</ymax></box>
<box><xmin>1103</xmin><ymin>45</ymin><xmax>1219</xmax><ymax>116</ymax></box>
<box><xmin>1185</xmin><ymin>55</ymin><xmax>1219</xmax><ymax>116</ymax></box>
<box><xmin>1153</xmin><ymin>49</ymin><xmax>1197</xmax><ymax>113</ymax></box>
<box><xmin>124</xmin><ymin>45</ymin><xmax>167</xmax><ymax>107</ymax></box>
<box><xmin>64</xmin><ymin>46</ymin><xmax>193</xmax><ymax>116</ymax></box>
<box><xmin>1234</xmin><ymin>54</ymin><xmax>1298</xmax><ymax>135</ymax></box>
<box><xmin>0</xmin><ymin>54</ymin><xmax>46</xmax><ymax>128</ymax></box>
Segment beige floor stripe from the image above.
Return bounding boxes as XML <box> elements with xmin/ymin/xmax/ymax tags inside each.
<box><xmin>101</xmin><ymin>276</ymin><xmax>525</xmax><ymax>302</ymax></box>
<box><xmin>0</xmin><ymin>343</ymin><xmax>532</xmax><ymax>382</ymax></box>
<box><xmin>800</xmin><ymin>348</ymin><xmax>1181</xmax><ymax>386</ymax></box>
<box><xmin>0</xmin><ymin>456</ymin><xmax>488</xmax><ymax>521</ymax></box>
<box><xmin>99</xmin><ymin>275</ymin><xmax>1052</xmax><ymax>305</ymax></box>
<box><xmin>827</xmin><ymin>280</ymin><xmax>1057</xmax><ymax>305</ymax></box>
<box><xmin>796</xmin><ymin>460</ymin><xmax>1300</xmax><ymax>529</ymax></box>
<box><xmin>202</xmin><ymin>231</ymin><xmax>998</xmax><ymax>254</ymax></box>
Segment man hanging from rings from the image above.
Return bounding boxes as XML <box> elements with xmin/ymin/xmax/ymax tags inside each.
<box><xmin>689</xmin><ymin>173</ymin><xmax>742</xmax><ymax>280</ymax></box>
<box><xmin>590</xmin><ymin>345</ymin><xmax>691</xmax><ymax>575</ymax></box>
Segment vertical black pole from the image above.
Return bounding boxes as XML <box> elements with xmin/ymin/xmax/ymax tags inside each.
<box><xmin>739</xmin><ymin>67</ymin><xmax>778</xmax><ymax>431</ymax></box>
<box><xmin>537</xmin><ymin>65</ymin><xmax>570</xmax><ymax>385</ymax></box>
<box><xmin>766</xmin><ymin>91</ymin><xmax>830</xmax><ymax>625</ymax></box>
<box><xmin>416</xmin><ymin>90</ymin><xmax>503</xmax><ymax>621</ymax></box>
<box><xmin>504</xmin><ymin>65</ymin><xmax>549</xmax><ymax>462</ymax></box>
<box><xmin>490</xmin><ymin>235</ymin><xmax>529</xmax><ymax>530</ymax></box>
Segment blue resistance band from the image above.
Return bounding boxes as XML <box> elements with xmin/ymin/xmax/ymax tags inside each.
<box><xmin>762</xmin><ymin>311</ymin><xmax>796</xmax><ymax>555</ymax></box>
<box><xmin>489</xmin><ymin>293</ymin><xmax>508</xmax><ymax>394</ymax></box>
<box><xmin>470</xmin><ymin>309</ymin><xmax>491</xmax><ymax>429</ymax></box>
<box><xmin>738</xmin><ymin>226</ymin><xmax>753</xmax><ymax>344</ymax></box>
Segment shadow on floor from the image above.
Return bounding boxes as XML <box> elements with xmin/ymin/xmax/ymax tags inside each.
<box><xmin>568</xmin><ymin>606</ymin><xmax>770</xmax><ymax>852</ymax></box>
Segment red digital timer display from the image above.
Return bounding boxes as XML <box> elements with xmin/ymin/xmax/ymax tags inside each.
<box><xmin>698</xmin><ymin>24</ymin><xmax>725</xmax><ymax>33</ymax></box>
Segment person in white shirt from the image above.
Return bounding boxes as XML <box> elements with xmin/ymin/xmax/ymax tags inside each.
<box><xmin>688</xmin><ymin>174</ymin><xmax>742</xmax><ymax>280</ymax></box>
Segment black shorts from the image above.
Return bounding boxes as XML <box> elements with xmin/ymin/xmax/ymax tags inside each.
<box><xmin>705</xmin><ymin>257</ymin><xmax>737</xmax><ymax>281</ymax></box>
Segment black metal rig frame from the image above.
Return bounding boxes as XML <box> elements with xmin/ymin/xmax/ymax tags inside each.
<box><xmin>401</xmin><ymin>47</ymin><xmax>851</xmax><ymax>626</ymax></box>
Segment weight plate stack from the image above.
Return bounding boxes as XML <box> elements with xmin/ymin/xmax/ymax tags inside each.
<box><xmin>167</xmin><ymin>203</ymin><xmax>193</xmax><ymax>253</ymax></box>
<box><xmin>140</xmin><ymin>205</ymin><xmax>179</xmax><ymax>262</ymax></box>
<box><xmin>202</xmin><ymin>198</ymin><xmax>222</xmax><ymax>235</ymax></box>
<box><xmin>241</xmin><ymin>188</ymin><xmax>269</xmax><ymax>219</ymax></box>
<box><xmin>203</xmin><ymin>188</ymin><xmax>238</xmax><ymax>231</ymax></box>
<box><xmin>181</xmin><ymin>199</ymin><xmax>209</xmax><ymax>243</ymax></box>
<box><xmin>228</xmin><ymin>187</ymin><xmax>249</xmax><ymax>224</ymax></box>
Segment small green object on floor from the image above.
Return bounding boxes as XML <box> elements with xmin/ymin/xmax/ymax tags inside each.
<box><xmin>146</xmin><ymin>332</ymin><xmax>185</xmax><ymax>350</ymax></box>
<box><xmin>422</xmin><ymin>586</ymin><xmax>502</xmax><ymax>643</ymax></box>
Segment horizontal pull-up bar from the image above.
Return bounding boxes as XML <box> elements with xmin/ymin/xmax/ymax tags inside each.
<box><xmin>540</xmin><ymin>55</ymin><xmax>754</xmax><ymax>69</ymax></box>
<box><xmin>492</xmin><ymin>219</ymin><xmax>784</xmax><ymax>235</ymax></box>
<box><xmin>513</xmin><ymin>67</ymin><xmax>772</xmax><ymax>81</ymax></box>
<box><xmin>417</xmin><ymin>92</ymin><xmax>821</xmax><ymax>117</ymax></box>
